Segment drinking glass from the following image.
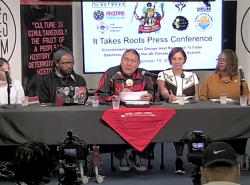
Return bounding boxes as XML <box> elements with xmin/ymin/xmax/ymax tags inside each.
<box><xmin>21</xmin><ymin>96</ymin><xmax>29</xmax><ymax>106</ymax></box>
<box><xmin>177</xmin><ymin>94</ymin><xmax>185</xmax><ymax>105</ymax></box>
<box><xmin>92</xmin><ymin>96</ymin><xmax>99</xmax><ymax>107</ymax></box>
<box><xmin>220</xmin><ymin>93</ymin><xmax>227</xmax><ymax>104</ymax></box>
<box><xmin>112</xmin><ymin>96</ymin><xmax>120</xmax><ymax>109</ymax></box>
<box><xmin>240</xmin><ymin>95</ymin><xmax>248</xmax><ymax>106</ymax></box>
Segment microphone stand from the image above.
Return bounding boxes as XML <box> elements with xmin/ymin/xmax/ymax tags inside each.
<box><xmin>1</xmin><ymin>75</ymin><xmax>16</xmax><ymax>109</ymax></box>
<box><xmin>151</xmin><ymin>77</ymin><xmax>162</xmax><ymax>105</ymax></box>
<box><xmin>240</xmin><ymin>79</ymin><xmax>244</xmax><ymax>96</ymax></box>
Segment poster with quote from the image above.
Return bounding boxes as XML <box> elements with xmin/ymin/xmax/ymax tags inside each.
<box><xmin>20</xmin><ymin>0</ymin><xmax>72</xmax><ymax>99</ymax></box>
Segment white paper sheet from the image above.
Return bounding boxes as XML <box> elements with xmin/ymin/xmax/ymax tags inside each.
<box><xmin>210</xmin><ymin>98</ymin><xmax>236</xmax><ymax>103</ymax></box>
<box><xmin>120</xmin><ymin>91</ymin><xmax>148</xmax><ymax>101</ymax></box>
<box><xmin>210</xmin><ymin>98</ymin><xmax>237</xmax><ymax>103</ymax></box>
<box><xmin>170</xmin><ymin>96</ymin><xmax>195</xmax><ymax>104</ymax></box>
<box><xmin>123</xmin><ymin>101</ymin><xmax>150</xmax><ymax>105</ymax></box>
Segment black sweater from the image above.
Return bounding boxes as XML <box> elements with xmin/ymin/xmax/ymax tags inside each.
<box><xmin>38</xmin><ymin>71</ymin><xmax>87</xmax><ymax>103</ymax></box>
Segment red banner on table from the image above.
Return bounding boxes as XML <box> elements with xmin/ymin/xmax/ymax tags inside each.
<box><xmin>102</xmin><ymin>107</ymin><xmax>176</xmax><ymax>151</ymax></box>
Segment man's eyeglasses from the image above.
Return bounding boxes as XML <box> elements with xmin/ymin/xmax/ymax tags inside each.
<box><xmin>216</xmin><ymin>58</ymin><xmax>227</xmax><ymax>62</ymax></box>
<box><xmin>61</xmin><ymin>62</ymin><xmax>74</xmax><ymax>66</ymax></box>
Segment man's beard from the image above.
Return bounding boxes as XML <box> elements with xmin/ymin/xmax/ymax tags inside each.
<box><xmin>59</xmin><ymin>68</ymin><xmax>72</xmax><ymax>76</ymax></box>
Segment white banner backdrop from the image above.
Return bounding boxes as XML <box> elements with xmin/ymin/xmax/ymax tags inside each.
<box><xmin>0</xmin><ymin>0</ymin><xmax>21</xmax><ymax>81</ymax></box>
<box><xmin>236</xmin><ymin>0</ymin><xmax>250</xmax><ymax>84</ymax></box>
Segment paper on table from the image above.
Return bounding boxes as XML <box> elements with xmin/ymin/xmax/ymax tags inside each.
<box><xmin>170</xmin><ymin>96</ymin><xmax>195</xmax><ymax>104</ymax></box>
<box><xmin>210</xmin><ymin>98</ymin><xmax>235</xmax><ymax>102</ymax></box>
<box><xmin>184</xmin><ymin>96</ymin><xmax>194</xmax><ymax>100</ymax></box>
<box><xmin>120</xmin><ymin>91</ymin><xmax>148</xmax><ymax>101</ymax></box>
<box><xmin>123</xmin><ymin>101</ymin><xmax>150</xmax><ymax>104</ymax></box>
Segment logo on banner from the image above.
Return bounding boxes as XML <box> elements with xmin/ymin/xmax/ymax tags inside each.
<box><xmin>195</xmin><ymin>13</ymin><xmax>213</xmax><ymax>32</ymax></box>
<box><xmin>97</xmin><ymin>21</ymin><xmax>109</xmax><ymax>34</ymax></box>
<box><xmin>197</xmin><ymin>1</ymin><xmax>211</xmax><ymax>12</ymax></box>
<box><xmin>133</xmin><ymin>2</ymin><xmax>165</xmax><ymax>34</ymax></box>
<box><xmin>106</xmin><ymin>11</ymin><xmax>125</xmax><ymax>20</ymax></box>
<box><xmin>173</xmin><ymin>0</ymin><xmax>187</xmax><ymax>13</ymax></box>
<box><xmin>93</xmin><ymin>10</ymin><xmax>104</xmax><ymax>21</ymax></box>
<box><xmin>172</xmin><ymin>16</ymin><xmax>188</xmax><ymax>31</ymax></box>
<box><xmin>0</xmin><ymin>1</ymin><xmax>16</xmax><ymax>61</ymax></box>
<box><xmin>92</xmin><ymin>1</ymin><xmax>126</xmax><ymax>8</ymax></box>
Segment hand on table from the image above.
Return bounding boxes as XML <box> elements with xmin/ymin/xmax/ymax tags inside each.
<box><xmin>168</xmin><ymin>94</ymin><xmax>177</xmax><ymax>103</ymax></box>
<box><xmin>140</xmin><ymin>93</ymin><xmax>152</xmax><ymax>101</ymax></box>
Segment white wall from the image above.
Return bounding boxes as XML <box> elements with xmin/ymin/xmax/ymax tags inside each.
<box><xmin>72</xmin><ymin>2</ymin><xmax>213</xmax><ymax>89</ymax></box>
<box><xmin>236</xmin><ymin>0</ymin><xmax>250</xmax><ymax>84</ymax></box>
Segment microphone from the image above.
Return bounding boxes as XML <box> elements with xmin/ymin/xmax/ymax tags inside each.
<box><xmin>2</xmin><ymin>68</ymin><xmax>12</xmax><ymax>87</ymax></box>
<box><xmin>239</xmin><ymin>66</ymin><xmax>245</xmax><ymax>82</ymax></box>
<box><xmin>110</xmin><ymin>71</ymin><xmax>121</xmax><ymax>82</ymax></box>
<box><xmin>141</xmin><ymin>71</ymin><xmax>158</xmax><ymax>78</ymax></box>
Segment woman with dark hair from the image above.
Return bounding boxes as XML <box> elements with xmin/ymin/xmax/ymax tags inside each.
<box><xmin>0</xmin><ymin>58</ymin><xmax>24</xmax><ymax>105</ymax></box>
<box><xmin>200</xmin><ymin>49</ymin><xmax>249</xmax><ymax>100</ymax></box>
<box><xmin>13</xmin><ymin>141</ymin><xmax>53</xmax><ymax>185</ymax></box>
<box><xmin>157</xmin><ymin>47</ymin><xmax>200</xmax><ymax>174</ymax></box>
<box><xmin>200</xmin><ymin>49</ymin><xmax>249</xmax><ymax>161</ymax></box>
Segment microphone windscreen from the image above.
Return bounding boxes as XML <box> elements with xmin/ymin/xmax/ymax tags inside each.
<box><xmin>238</xmin><ymin>66</ymin><xmax>242</xmax><ymax>70</ymax></box>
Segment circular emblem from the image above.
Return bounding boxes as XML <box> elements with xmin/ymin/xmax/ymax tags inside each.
<box><xmin>78</xmin><ymin>92</ymin><xmax>86</xmax><ymax>103</ymax></box>
<box><xmin>56</xmin><ymin>88</ymin><xmax>64</xmax><ymax>97</ymax></box>
<box><xmin>125</xmin><ymin>79</ymin><xmax>133</xmax><ymax>87</ymax></box>
<box><xmin>63</xmin><ymin>87</ymin><xmax>70</xmax><ymax>96</ymax></box>
<box><xmin>172</xmin><ymin>16</ymin><xmax>188</xmax><ymax>31</ymax></box>
<box><xmin>93</xmin><ymin>10</ymin><xmax>104</xmax><ymax>21</ymax></box>
<box><xmin>97</xmin><ymin>22</ymin><xmax>109</xmax><ymax>34</ymax></box>
<box><xmin>195</xmin><ymin>13</ymin><xmax>213</xmax><ymax>32</ymax></box>
<box><xmin>0</xmin><ymin>1</ymin><xmax>17</xmax><ymax>61</ymax></box>
<box><xmin>241</xmin><ymin>7</ymin><xmax>250</xmax><ymax>54</ymax></box>
<box><xmin>65</xmin><ymin>98</ymin><xmax>70</xmax><ymax>103</ymax></box>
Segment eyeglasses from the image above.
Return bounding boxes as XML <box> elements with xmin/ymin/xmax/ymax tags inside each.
<box><xmin>61</xmin><ymin>62</ymin><xmax>74</xmax><ymax>66</ymax></box>
<box><xmin>216</xmin><ymin>58</ymin><xmax>227</xmax><ymax>62</ymax></box>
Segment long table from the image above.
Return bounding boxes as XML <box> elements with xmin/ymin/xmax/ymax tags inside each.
<box><xmin>0</xmin><ymin>101</ymin><xmax>250</xmax><ymax>145</ymax></box>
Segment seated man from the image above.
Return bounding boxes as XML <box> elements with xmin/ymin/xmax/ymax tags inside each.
<box><xmin>95</xmin><ymin>49</ymin><xmax>155</xmax><ymax>172</ymax></box>
<box><xmin>202</xmin><ymin>142</ymin><xmax>241</xmax><ymax>185</ymax></box>
<box><xmin>13</xmin><ymin>141</ymin><xmax>53</xmax><ymax>185</ymax></box>
<box><xmin>38</xmin><ymin>45</ymin><xmax>87</xmax><ymax>103</ymax></box>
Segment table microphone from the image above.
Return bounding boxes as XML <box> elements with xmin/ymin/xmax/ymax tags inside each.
<box><xmin>239</xmin><ymin>66</ymin><xmax>244</xmax><ymax>96</ymax></box>
<box><xmin>239</xmin><ymin>66</ymin><xmax>245</xmax><ymax>82</ymax></box>
<box><xmin>110</xmin><ymin>71</ymin><xmax>121</xmax><ymax>82</ymax></box>
<box><xmin>1</xmin><ymin>68</ymin><xmax>16</xmax><ymax>109</ymax></box>
<box><xmin>2</xmin><ymin>68</ymin><xmax>12</xmax><ymax>87</ymax></box>
<box><xmin>141</xmin><ymin>71</ymin><xmax>158</xmax><ymax>78</ymax></box>
<box><xmin>141</xmin><ymin>71</ymin><xmax>162</xmax><ymax>105</ymax></box>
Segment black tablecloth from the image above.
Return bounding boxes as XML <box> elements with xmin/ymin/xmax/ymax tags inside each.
<box><xmin>0</xmin><ymin>101</ymin><xmax>250</xmax><ymax>145</ymax></box>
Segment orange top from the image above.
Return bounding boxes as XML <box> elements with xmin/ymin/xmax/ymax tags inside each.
<box><xmin>200</xmin><ymin>74</ymin><xmax>249</xmax><ymax>100</ymax></box>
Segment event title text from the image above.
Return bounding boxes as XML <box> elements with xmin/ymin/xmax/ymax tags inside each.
<box><xmin>93</xmin><ymin>36</ymin><xmax>212</xmax><ymax>45</ymax></box>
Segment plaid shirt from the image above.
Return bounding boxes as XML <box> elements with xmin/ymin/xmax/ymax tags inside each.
<box><xmin>95</xmin><ymin>65</ymin><xmax>155</xmax><ymax>102</ymax></box>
